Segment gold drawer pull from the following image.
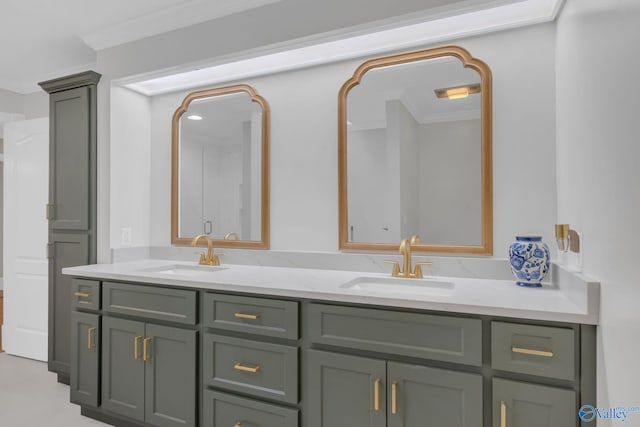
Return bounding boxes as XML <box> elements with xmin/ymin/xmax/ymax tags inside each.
<box><xmin>374</xmin><ymin>378</ymin><xmax>381</xmax><ymax>411</ymax></box>
<box><xmin>74</xmin><ymin>291</ymin><xmax>91</xmax><ymax>298</ymax></box>
<box><xmin>143</xmin><ymin>338</ymin><xmax>152</xmax><ymax>361</ymax></box>
<box><xmin>234</xmin><ymin>363</ymin><xmax>260</xmax><ymax>373</ymax></box>
<box><xmin>87</xmin><ymin>327</ymin><xmax>97</xmax><ymax>351</ymax></box>
<box><xmin>134</xmin><ymin>336</ymin><xmax>142</xmax><ymax>360</ymax></box>
<box><xmin>500</xmin><ymin>400</ymin><xmax>506</xmax><ymax>427</ymax></box>
<box><xmin>511</xmin><ymin>346</ymin><xmax>554</xmax><ymax>358</ymax></box>
<box><xmin>391</xmin><ymin>381</ymin><xmax>398</xmax><ymax>415</ymax></box>
<box><xmin>234</xmin><ymin>312</ymin><xmax>261</xmax><ymax>320</ymax></box>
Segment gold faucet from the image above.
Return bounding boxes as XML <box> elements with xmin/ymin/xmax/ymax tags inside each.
<box><xmin>191</xmin><ymin>234</ymin><xmax>221</xmax><ymax>266</ymax></box>
<box><xmin>385</xmin><ymin>235</ymin><xmax>432</xmax><ymax>278</ymax></box>
<box><xmin>224</xmin><ymin>232</ymin><xmax>239</xmax><ymax>240</ymax></box>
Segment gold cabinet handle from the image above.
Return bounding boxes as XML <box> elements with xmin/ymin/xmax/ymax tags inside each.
<box><xmin>234</xmin><ymin>363</ymin><xmax>260</xmax><ymax>373</ymax></box>
<box><xmin>87</xmin><ymin>327</ymin><xmax>97</xmax><ymax>351</ymax></box>
<box><xmin>511</xmin><ymin>346</ymin><xmax>554</xmax><ymax>358</ymax></box>
<box><xmin>74</xmin><ymin>291</ymin><xmax>91</xmax><ymax>298</ymax></box>
<box><xmin>374</xmin><ymin>378</ymin><xmax>381</xmax><ymax>411</ymax></box>
<box><xmin>500</xmin><ymin>400</ymin><xmax>507</xmax><ymax>427</ymax></box>
<box><xmin>143</xmin><ymin>338</ymin><xmax>152</xmax><ymax>361</ymax></box>
<box><xmin>234</xmin><ymin>312</ymin><xmax>261</xmax><ymax>320</ymax></box>
<box><xmin>134</xmin><ymin>336</ymin><xmax>142</xmax><ymax>360</ymax></box>
<box><xmin>391</xmin><ymin>381</ymin><xmax>398</xmax><ymax>415</ymax></box>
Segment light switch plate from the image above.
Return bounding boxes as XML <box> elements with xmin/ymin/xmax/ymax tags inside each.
<box><xmin>121</xmin><ymin>227</ymin><xmax>132</xmax><ymax>246</ymax></box>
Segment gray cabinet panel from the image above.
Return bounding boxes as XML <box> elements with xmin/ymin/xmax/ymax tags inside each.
<box><xmin>309</xmin><ymin>303</ymin><xmax>482</xmax><ymax>365</ymax></box>
<box><xmin>49</xmin><ymin>87</ymin><xmax>90</xmax><ymax>230</ymax></box>
<box><xmin>101</xmin><ymin>317</ymin><xmax>145</xmax><ymax>422</ymax></box>
<box><xmin>492</xmin><ymin>322</ymin><xmax>575</xmax><ymax>381</ymax></box>
<box><xmin>103</xmin><ymin>282</ymin><xmax>197</xmax><ymax>325</ymax></box>
<box><xmin>387</xmin><ymin>362</ymin><xmax>482</xmax><ymax>427</ymax></box>
<box><xmin>202</xmin><ymin>390</ymin><xmax>299</xmax><ymax>427</ymax></box>
<box><xmin>71</xmin><ymin>311</ymin><xmax>100</xmax><ymax>407</ymax></box>
<box><xmin>203</xmin><ymin>333</ymin><xmax>298</xmax><ymax>404</ymax></box>
<box><xmin>493</xmin><ymin>378</ymin><xmax>576</xmax><ymax>427</ymax></box>
<box><xmin>307</xmin><ymin>350</ymin><xmax>386</xmax><ymax>427</ymax></box>
<box><xmin>203</xmin><ymin>292</ymin><xmax>299</xmax><ymax>339</ymax></box>
<box><xmin>145</xmin><ymin>324</ymin><xmax>197</xmax><ymax>427</ymax></box>
<box><xmin>71</xmin><ymin>278</ymin><xmax>100</xmax><ymax>311</ymax></box>
<box><xmin>48</xmin><ymin>232</ymin><xmax>89</xmax><ymax>377</ymax></box>
<box><xmin>43</xmin><ymin>71</ymin><xmax>100</xmax><ymax>384</ymax></box>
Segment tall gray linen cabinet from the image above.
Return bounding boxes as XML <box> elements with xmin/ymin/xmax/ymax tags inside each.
<box><xmin>39</xmin><ymin>71</ymin><xmax>101</xmax><ymax>384</ymax></box>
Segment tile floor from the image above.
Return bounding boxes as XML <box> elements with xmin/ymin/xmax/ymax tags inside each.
<box><xmin>0</xmin><ymin>352</ymin><xmax>107</xmax><ymax>426</ymax></box>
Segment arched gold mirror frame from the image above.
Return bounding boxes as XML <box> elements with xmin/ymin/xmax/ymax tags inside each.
<box><xmin>171</xmin><ymin>84</ymin><xmax>270</xmax><ymax>249</ymax></box>
<box><xmin>338</xmin><ymin>45</ymin><xmax>493</xmax><ymax>254</ymax></box>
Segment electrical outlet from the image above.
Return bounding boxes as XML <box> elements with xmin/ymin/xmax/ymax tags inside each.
<box><xmin>121</xmin><ymin>227</ymin><xmax>132</xmax><ymax>246</ymax></box>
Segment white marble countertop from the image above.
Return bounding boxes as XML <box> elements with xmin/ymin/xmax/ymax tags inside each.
<box><xmin>63</xmin><ymin>259</ymin><xmax>599</xmax><ymax>324</ymax></box>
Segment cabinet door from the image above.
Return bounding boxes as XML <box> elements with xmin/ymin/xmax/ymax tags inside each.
<box><xmin>48</xmin><ymin>232</ymin><xmax>89</xmax><ymax>379</ymax></box>
<box><xmin>387</xmin><ymin>362</ymin><xmax>482</xmax><ymax>427</ymax></box>
<box><xmin>307</xmin><ymin>350</ymin><xmax>386</xmax><ymax>427</ymax></box>
<box><xmin>101</xmin><ymin>317</ymin><xmax>145</xmax><ymax>422</ymax></box>
<box><xmin>70</xmin><ymin>311</ymin><xmax>100</xmax><ymax>407</ymax></box>
<box><xmin>493</xmin><ymin>378</ymin><xmax>576</xmax><ymax>427</ymax></box>
<box><xmin>144</xmin><ymin>324</ymin><xmax>197</xmax><ymax>427</ymax></box>
<box><xmin>49</xmin><ymin>86</ymin><xmax>90</xmax><ymax>230</ymax></box>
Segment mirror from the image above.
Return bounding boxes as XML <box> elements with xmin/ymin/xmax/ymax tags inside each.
<box><xmin>338</xmin><ymin>46</ymin><xmax>492</xmax><ymax>254</ymax></box>
<box><xmin>172</xmin><ymin>84</ymin><xmax>270</xmax><ymax>248</ymax></box>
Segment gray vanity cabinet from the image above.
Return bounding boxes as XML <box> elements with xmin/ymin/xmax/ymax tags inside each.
<box><xmin>307</xmin><ymin>350</ymin><xmax>386</xmax><ymax>427</ymax></box>
<box><xmin>387</xmin><ymin>362</ymin><xmax>483</xmax><ymax>427</ymax></box>
<box><xmin>308</xmin><ymin>350</ymin><xmax>482</xmax><ymax>427</ymax></box>
<box><xmin>492</xmin><ymin>378</ymin><xmax>576</xmax><ymax>427</ymax></box>
<box><xmin>70</xmin><ymin>311</ymin><xmax>100</xmax><ymax>407</ymax></box>
<box><xmin>101</xmin><ymin>316</ymin><xmax>197</xmax><ymax>427</ymax></box>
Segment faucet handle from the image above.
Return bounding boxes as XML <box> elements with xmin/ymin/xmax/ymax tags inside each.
<box><xmin>197</xmin><ymin>252</ymin><xmax>207</xmax><ymax>265</ymax></box>
<box><xmin>413</xmin><ymin>262</ymin><xmax>432</xmax><ymax>279</ymax></box>
<box><xmin>384</xmin><ymin>260</ymin><xmax>401</xmax><ymax>277</ymax></box>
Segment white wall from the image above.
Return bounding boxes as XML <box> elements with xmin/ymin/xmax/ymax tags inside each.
<box><xmin>110</xmin><ymin>86</ymin><xmax>151</xmax><ymax>249</ymax></box>
<box><xmin>106</xmin><ymin>22</ymin><xmax>557</xmax><ymax>257</ymax></box>
<box><xmin>556</xmin><ymin>0</ymin><xmax>640</xmax><ymax>421</ymax></box>
<box><xmin>420</xmin><ymin>119</ymin><xmax>481</xmax><ymax>245</ymax></box>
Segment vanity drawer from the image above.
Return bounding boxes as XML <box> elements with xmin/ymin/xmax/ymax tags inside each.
<box><xmin>102</xmin><ymin>282</ymin><xmax>197</xmax><ymax>325</ymax></box>
<box><xmin>491</xmin><ymin>322</ymin><xmax>575</xmax><ymax>380</ymax></box>
<box><xmin>71</xmin><ymin>279</ymin><xmax>100</xmax><ymax>311</ymax></box>
<box><xmin>309</xmin><ymin>303</ymin><xmax>482</xmax><ymax>366</ymax></box>
<box><xmin>203</xmin><ymin>389</ymin><xmax>299</xmax><ymax>427</ymax></box>
<box><xmin>203</xmin><ymin>293</ymin><xmax>298</xmax><ymax>339</ymax></box>
<box><xmin>203</xmin><ymin>333</ymin><xmax>298</xmax><ymax>404</ymax></box>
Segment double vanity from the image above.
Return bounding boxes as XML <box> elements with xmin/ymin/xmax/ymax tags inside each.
<box><xmin>63</xmin><ymin>258</ymin><xmax>598</xmax><ymax>427</ymax></box>
<box><xmin>53</xmin><ymin>43</ymin><xmax>597</xmax><ymax>427</ymax></box>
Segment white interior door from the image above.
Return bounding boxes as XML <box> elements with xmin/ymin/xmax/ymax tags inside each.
<box><xmin>2</xmin><ymin>117</ymin><xmax>49</xmax><ymax>360</ymax></box>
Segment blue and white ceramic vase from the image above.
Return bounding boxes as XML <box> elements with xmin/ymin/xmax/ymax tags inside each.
<box><xmin>508</xmin><ymin>235</ymin><xmax>550</xmax><ymax>287</ymax></box>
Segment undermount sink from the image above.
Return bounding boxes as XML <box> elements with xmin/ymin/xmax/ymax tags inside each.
<box><xmin>340</xmin><ymin>276</ymin><xmax>455</xmax><ymax>297</ymax></box>
<box><xmin>139</xmin><ymin>264</ymin><xmax>228</xmax><ymax>277</ymax></box>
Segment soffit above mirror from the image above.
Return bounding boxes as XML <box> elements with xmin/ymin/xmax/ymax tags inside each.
<box><xmin>338</xmin><ymin>45</ymin><xmax>493</xmax><ymax>255</ymax></box>
<box><xmin>119</xmin><ymin>0</ymin><xmax>560</xmax><ymax>96</ymax></box>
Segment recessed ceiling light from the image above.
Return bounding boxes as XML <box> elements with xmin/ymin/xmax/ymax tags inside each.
<box><xmin>187</xmin><ymin>115</ymin><xmax>203</xmax><ymax>120</ymax></box>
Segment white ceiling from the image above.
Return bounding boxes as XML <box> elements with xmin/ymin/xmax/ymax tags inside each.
<box><xmin>0</xmin><ymin>0</ymin><xmax>563</xmax><ymax>95</ymax></box>
<box><xmin>0</xmin><ymin>0</ymin><xmax>280</xmax><ymax>93</ymax></box>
